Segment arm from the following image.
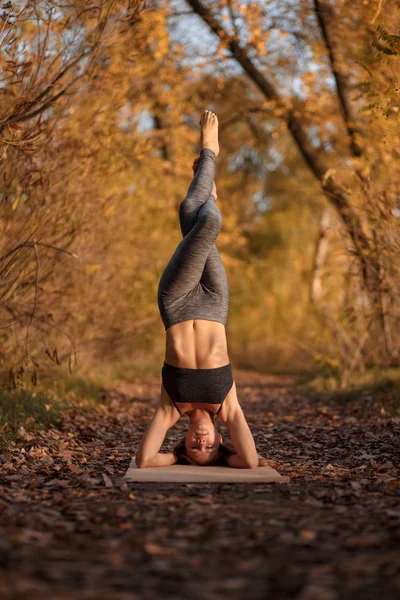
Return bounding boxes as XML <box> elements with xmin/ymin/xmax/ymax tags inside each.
<box><xmin>227</xmin><ymin>453</ymin><xmax>256</xmax><ymax>469</ymax></box>
<box><xmin>136</xmin><ymin>447</ymin><xmax>177</xmax><ymax>468</ymax></box>
<box><xmin>218</xmin><ymin>382</ymin><xmax>259</xmax><ymax>469</ymax></box>
<box><xmin>135</xmin><ymin>385</ymin><xmax>181</xmax><ymax>468</ymax></box>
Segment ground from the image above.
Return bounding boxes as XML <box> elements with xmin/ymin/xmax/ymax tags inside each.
<box><xmin>0</xmin><ymin>369</ymin><xmax>399</xmax><ymax>599</ymax></box>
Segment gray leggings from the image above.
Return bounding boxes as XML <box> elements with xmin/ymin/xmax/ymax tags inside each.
<box><xmin>157</xmin><ymin>148</ymin><xmax>229</xmax><ymax>331</ymax></box>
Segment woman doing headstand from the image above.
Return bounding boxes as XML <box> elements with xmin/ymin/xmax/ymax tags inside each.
<box><xmin>135</xmin><ymin>110</ymin><xmax>259</xmax><ymax>469</ymax></box>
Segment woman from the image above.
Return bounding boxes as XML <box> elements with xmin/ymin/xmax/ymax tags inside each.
<box><xmin>135</xmin><ymin>110</ymin><xmax>259</xmax><ymax>469</ymax></box>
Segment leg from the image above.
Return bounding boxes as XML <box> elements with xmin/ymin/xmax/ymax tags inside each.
<box><xmin>200</xmin><ymin>239</ymin><xmax>229</xmax><ymax>298</ymax></box>
<box><xmin>178</xmin><ymin>107</ymin><xmax>219</xmax><ymax>234</ymax></box>
<box><xmin>158</xmin><ymin>198</ymin><xmax>222</xmax><ymax>301</ymax></box>
<box><xmin>179</xmin><ymin>150</ymin><xmax>225</xmax><ymax>296</ymax></box>
<box><xmin>180</xmin><ymin>191</ymin><xmax>228</xmax><ymax>296</ymax></box>
<box><xmin>178</xmin><ymin>148</ymin><xmax>216</xmax><ymax>237</ymax></box>
<box><xmin>158</xmin><ymin>110</ymin><xmax>228</xmax><ymax>328</ymax></box>
<box><xmin>178</xmin><ymin>147</ymin><xmax>222</xmax><ymax>294</ymax></box>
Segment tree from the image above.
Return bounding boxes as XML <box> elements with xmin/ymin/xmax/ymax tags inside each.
<box><xmin>0</xmin><ymin>0</ymin><xmax>148</xmax><ymax>382</ymax></box>
<box><xmin>166</xmin><ymin>0</ymin><xmax>400</xmax><ymax>369</ymax></box>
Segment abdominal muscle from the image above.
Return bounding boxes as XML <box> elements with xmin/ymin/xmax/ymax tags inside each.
<box><xmin>165</xmin><ymin>319</ymin><xmax>230</xmax><ymax>369</ymax></box>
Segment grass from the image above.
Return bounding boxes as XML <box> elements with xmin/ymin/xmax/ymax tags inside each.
<box><xmin>301</xmin><ymin>368</ymin><xmax>400</xmax><ymax>418</ymax></box>
<box><xmin>0</xmin><ymin>379</ymin><xmax>112</xmax><ymax>452</ymax></box>
<box><xmin>0</xmin><ymin>357</ymin><xmax>162</xmax><ymax>451</ymax></box>
<box><xmin>0</xmin><ymin>387</ymin><xmax>66</xmax><ymax>451</ymax></box>
<box><xmin>303</xmin><ymin>367</ymin><xmax>400</xmax><ymax>391</ymax></box>
<box><xmin>0</xmin><ymin>373</ymin><xmax>105</xmax><ymax>452</ymax></box>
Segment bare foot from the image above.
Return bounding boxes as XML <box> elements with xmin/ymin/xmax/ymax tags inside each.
<box><xmin>200</xmin><ymin>110</ymin><xmax>219</xmax><ymax>157</ymax></box>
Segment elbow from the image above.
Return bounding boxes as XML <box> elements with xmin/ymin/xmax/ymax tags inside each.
<box><xmin>246</xmin><ymin>458</ymin><xmax>259</xmax><ymax>470</ymax></box>
<box><xmin>135</xmin><ymin>454</ymin><xmax>148</xmax><ymax>469</ymax></box>
<box><xmin>247</xmin><ymin>462</ymin><xmax>258</xmax><ymax>470</ymax></box>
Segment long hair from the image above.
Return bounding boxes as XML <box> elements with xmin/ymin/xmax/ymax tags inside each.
<box><xmin>172</xmin><ymin>424</ymin><xmax>268</xmax><ymax>467</ymax></box>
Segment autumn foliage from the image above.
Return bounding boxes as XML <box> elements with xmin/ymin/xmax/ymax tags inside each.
<box><xmin>1</xmin><ymin>0</ymin><xmax>399</xmax><ymax>385</ymax></box>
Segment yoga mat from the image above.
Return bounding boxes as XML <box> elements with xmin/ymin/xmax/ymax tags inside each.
<box><xmin>123</xmin><ymin>456</ymin><xmax>290</xmax><ymax>483</ymax></box>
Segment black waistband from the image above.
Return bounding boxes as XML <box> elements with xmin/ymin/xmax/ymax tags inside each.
<box><xmin>163</xmin><ymin>361</ymin><xmax>231</xmax><ymax>372</ymax></box>
<box><xmin>162</xmin><ymin>361</ymin><xmax>233</xmax><ymax>409</ymax></box>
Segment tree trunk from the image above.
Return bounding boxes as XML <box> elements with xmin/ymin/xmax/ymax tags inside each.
<box><xmin>185</xmin><ymin>0</ymin><xmax>372</xmax><ymax>281</ymax></box>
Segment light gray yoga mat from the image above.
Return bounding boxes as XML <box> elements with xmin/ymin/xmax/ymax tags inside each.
<box><xmin>124</xmin><ymin>456</ymin><xmax>290</xmax><ymax>483</ymax></box>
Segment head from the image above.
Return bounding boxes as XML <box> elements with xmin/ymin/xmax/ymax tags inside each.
<box><xmin>185</xmin><ymin>418</ymin><xmax>222</xmax><ymax>465</ymax></box>
<box><xmin>173</xmin><ymin>418</ymin><xmax>236</xmax><ymax>466</ymax></box>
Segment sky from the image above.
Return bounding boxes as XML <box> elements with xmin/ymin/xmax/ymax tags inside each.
<box><xmin>163</xmin><ymin>0</ymin><xmax>335</xmax><ymax>100</ymax></box>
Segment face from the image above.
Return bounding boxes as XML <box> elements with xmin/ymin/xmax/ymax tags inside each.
<box><xmin>185</xmin><ymin>418</ymin><xmax>222</xmax><ymax>465</ymax></box>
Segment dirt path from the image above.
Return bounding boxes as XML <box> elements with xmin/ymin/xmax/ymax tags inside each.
<box><xmin>1</xmin><ymin>370</ymin><xmax>399</xmax><ymax>599</ymax></box>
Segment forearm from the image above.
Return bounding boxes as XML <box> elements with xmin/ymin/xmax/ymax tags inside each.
<box><xmin>136</xmin><ymin>452</ymin><xmax>177</xmax><ymax>468</ymax></box>
<box><xmin>227</xmin><ymin>453</ymin><xmax>257</xmax><ymax>469</ymax></box>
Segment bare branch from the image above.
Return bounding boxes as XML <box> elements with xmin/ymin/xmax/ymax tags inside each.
<box><xmin>313</xmin><ymin>0</ymin><xmax>362</xmax><ymax>157</ymax></box>
<box><xmin>370</xmin><ymin>0</ymin><xmax>385</xmax><ymax>25</ymax></box>
<box><xmin>24</xmin><ymin>244</ymin><xmax>40</xmax><ymax>358</ymax></box>
<box><xmin>6</xmin><ymin>76</ymin><xmax>80</xmax><ymax>124</ymax></box>
<box><xmin>0</xmin><ymin>241</ymin><xmax>78</xmax><ymax>262</ymax></box>
<box><xmin>0</xmin><ymin>0</ymin><xmax>29</xmax><ymax>49</ymax></box>
<box><xmin>310</xmin><ymin>209</ymin><xmax>331</xmax><ymax>303</ymax></box>
<box><xmin>0</xmin><ymin>215</ymin><xmax>50</xmax><ymax>278</ymax></box>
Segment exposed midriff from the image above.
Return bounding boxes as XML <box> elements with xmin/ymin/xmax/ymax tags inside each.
<box><xmin>165</xmin><ymin>319</ymin><xmax>229</xmax><ymax>369</ymax></box>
